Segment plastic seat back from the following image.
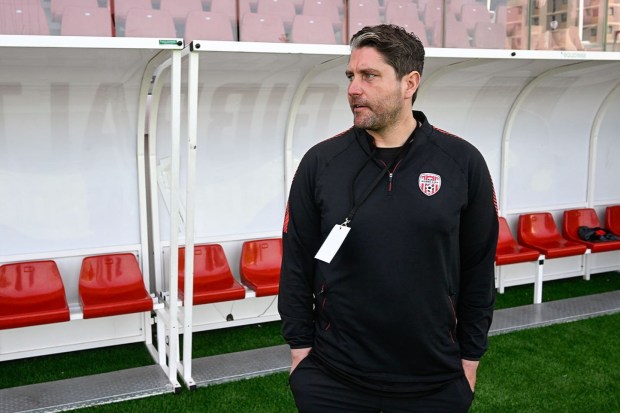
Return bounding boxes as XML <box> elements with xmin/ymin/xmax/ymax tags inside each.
<box><xmin>178</xmin><ymin>244</ymin><xmax>245</xmax><ymax>304</ymax></box>
<box><xmin>472</xmin><ymin>22</ymin><xmax>506</xmax><ymax>49</ymax></box>
<box><xmin>239</xmin><ymin>13</ymin><xmax>287</xmax><ymax>42</ymax></box>
<box><xmin>607</xmin><ymin>205</ymin><xmax>620</xmax><ymax>235</ymax></box>
<box><xmin>124</xmin><ymin>8</ymin><xmax>177</xmax><ymax>38</ymax></box>
<box><xmin>447</xmin><ymin>0</ymin><xmax>475</xmax><ymax>16</ymax></box>
<box><xmin>423</xmin><ymin>0</ymin><xmax>443</xmax><ymax>32</ymax></box>
<box><xmin>563</xmin><ymin>208</ymin><xmax>620</xmax><ymax>252</ymax></box>
<box><xmin>240</xmin><ymin>238</ymin><xmax>282</xmax><ymax>296</ymax></box>
<box><xmin>348</xmin><ymin>0</ymin><xmax>381</xmax><ymax>21</ymax></box>
<box><xmin>443</xmin><ymin>16</ymin><xmax>471</xmax><ymax>48</ymax></box>
<box><xmin>388</xmin><ymin>15</ymin><xmax>430</xmax><ymax>46</ymax></box>
<box><xmin>113</xmin><ymin>0</ymin><xmax>153</xmax><ymax>24</ymax></box>
<box><xmin>184</xmin><ymin>11</ymin><xmax>235</xmax><ymax>42</ymax></box>
<box><xmin>347</xmin><ymin>15</ymin><xmax>383</xmax><ymax>41</ymax></box>
<box><xmin>460</xmin><ymin>3</ymin><xmax>491</xmax><ymax>34</ymax></box>
<box><xmin>256</xmin><ymin>0</ymin><xmax>296</xmax><ymax>27</ymax></box>
<box><xmin>0</xmin><ymin>2</ymin><xmax>50</xmax><ymax>35</ymax></box>
<box><xmin>210</xmin><ymin>0</ymin><xmax>251</xmax><ymax>23</ymax></box>
<box><xmin>496</xmin><ymin>217</ymin><xmax>540</xmax><ymax>265</ymax></box>
<box><xmin>79</xmin><ymin>253</ymin><xmax>153</xmax><ymax>318</ymax></box>
<box><xmin>385</xmin><ymin>1</ymin><xmax>421</xmax><ymax>25</ymax></box>
<box><xmin>497</xmin><ymin>217</ymin><xmax>518</xmax><ymax>250</ymax></box>
<box><xmin>290</xmin><ymin>14</ymin><xmax>337</xmax><ymax>44</ymax></box>
<box><xmin>50</xmin><ymin>0</ymin><xmax>99</xmax><ymax>22</ymax></box>
<box><xmin>160</xmin><ymin>0</ymin><xmax>203</xmax><ymax>24</ymax></box>
<box><xmin>518</xmin><ymin>212</ymin><xmax>563</xmax><ymax>245</ymax></box>
<box><xmin>518</xmin><ymin>212</ymin><xmax>587</xmax><ymax>258</ymax></box>
<box><xmin>302</xmin><ymin>0</ymin><xmax>342</xmax><ymax>29</ymax></box>
<box><xmin>60</xmin><ymin>6</ymin><xmax>113</xmax><ymax>36</ymax></box>
<box><xmin>563</xmin><ymin>209</ymin><xmax>600</xmax><ymax>242</ymax></box>
<box><xmin>0</xmin><ymin>261</ymin><xmax>70</xmax><ymax>330</ymax></box>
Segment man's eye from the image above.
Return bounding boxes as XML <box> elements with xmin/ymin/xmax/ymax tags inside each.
<box><xmin>365</xmin><ymin>73</ymin><xmax>376</xmax><ymax>80</ymax></box>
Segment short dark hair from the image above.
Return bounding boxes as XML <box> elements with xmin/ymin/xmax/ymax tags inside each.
<box><xmin>350</xmin><ymin>24</ymin><xmax>425</xmax><ymax>104</ymax></box>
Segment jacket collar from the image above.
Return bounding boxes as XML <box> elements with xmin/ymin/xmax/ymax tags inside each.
<box><xmin>354</xmin><ymin>110</ymin><xmax>431</xmax><ymax>156</ymax></box>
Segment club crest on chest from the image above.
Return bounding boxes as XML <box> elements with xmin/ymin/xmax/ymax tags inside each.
<box><xmin>418</xmin><ymin>173</ymin><xmax>441</xmax><ymax>196</ymax></box>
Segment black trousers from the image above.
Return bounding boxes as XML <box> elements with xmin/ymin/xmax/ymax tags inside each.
<box><xmin>289</xmin><ymin>356</ymin><xmax>474</xmax><ymax>413</ymax></box>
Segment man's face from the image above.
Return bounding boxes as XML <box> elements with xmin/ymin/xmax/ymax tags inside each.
<box><xmin>345</xmin><ymin>46</ymin><xmax>407</xmax><ymax>132</ymax></box>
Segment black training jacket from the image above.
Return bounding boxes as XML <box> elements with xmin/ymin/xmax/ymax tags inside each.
<box><xmin>279</xmin><ymin>111</ymin><xmax>498</xmax><ymax>389</ymax></box>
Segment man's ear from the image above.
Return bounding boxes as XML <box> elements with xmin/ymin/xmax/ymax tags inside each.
<box><xmin>403</xmin><ymin>71</ymin><xmax>421</xmax><ymax>100</ymax></box>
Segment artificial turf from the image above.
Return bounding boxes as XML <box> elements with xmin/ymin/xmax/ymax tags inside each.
<box><xmin>69</xmin><ymin>312</ymin><xmax>620</xmax><ymax>412</ymax></box>
<box><xmin>1</xmin><ymin>271</ymin><xmax>619</xmax><ymax>412</ymax></box>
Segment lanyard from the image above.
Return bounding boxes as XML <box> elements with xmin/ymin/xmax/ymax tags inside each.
<box><xmin>343</xmin><ymin>135</ymin><xmax>414</xmax><ymax>226</ymax></box>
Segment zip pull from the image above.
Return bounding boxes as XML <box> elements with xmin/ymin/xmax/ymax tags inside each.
<box><xmin>387</xmin><ymin>160</ymin><xmax>402</xmax><ymax>192</ymax></box>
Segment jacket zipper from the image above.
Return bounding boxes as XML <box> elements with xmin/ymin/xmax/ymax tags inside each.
<box><xmin>382</xmin><ymin>160</ymin><xmax>402</xmax><ymax>192</ymax></box>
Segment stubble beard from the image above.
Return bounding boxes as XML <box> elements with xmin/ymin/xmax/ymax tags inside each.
<box><xmin>351</xmin><ymin>84</ymin><xmax>405</xmax><ymax>132</ymax></box>
<box><xmin>352</xmin><ymin>102</ymin><xmax>401</xmax><ymax>132</ymax></box>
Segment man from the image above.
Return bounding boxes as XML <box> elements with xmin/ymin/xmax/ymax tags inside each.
<box><xmin>279</xmin><ymin>24</ymin><xmax>498</xmax><ymax>412</ymax></box>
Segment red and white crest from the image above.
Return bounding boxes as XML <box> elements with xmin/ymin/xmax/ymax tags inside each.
<box><xmin>418</xmin><ymin>173</ymin><xmax>441</xmax><ymax>196</ymax></box>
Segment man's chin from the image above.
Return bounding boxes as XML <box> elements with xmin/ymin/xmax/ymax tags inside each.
<box><xmin>353</xmin><ymin>115</ymin><xmax>372</xmax><ymax>129</ymax></box>
<box><xmin>354</xmin><ymin>119</ymin><xmax>376</xmax><ymax>130</ymax></box>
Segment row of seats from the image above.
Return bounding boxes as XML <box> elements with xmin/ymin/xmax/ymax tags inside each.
<box><xmin>4</xmin><ymin>206</ymin><xmax>618</xmax><ymax>330</ymax></box>
<box><xmin>496</xmin><ymin>206</ymin><xmax>620</xmax><ymax>298</ymax></box>
<box><xmin>178</xmin><ymin>239</ymin><xmax>282</xmax><ymax>305</ymax></box>
<box><xmin>0</xmin><ymin>238</ymin><xmax>283</xmax><ymax>330</ymax></box>
<box><xmin>0</xmin><ymin>0</ymin><xmax>510</xmax><ymax>49</ymax></box>
<box><xmin>497</xmin><ymin>206</ymin><xmax>620</xmax><ymax>264</ymax></box>
<box><xmin>385</xmin><ymin>0</ymin><xmax>507</xmax><ymax>48</ymax></box>
<box><xmin>0</xmin><ymin>253</ymin><xmax>153</xmax><ymax>330</ymax></box>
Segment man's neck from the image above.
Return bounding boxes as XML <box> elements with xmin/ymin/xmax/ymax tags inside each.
<box><xmin>369</xmin><ymin>116</ymin><xmax>417</xmax><ymax>148</ymax></box>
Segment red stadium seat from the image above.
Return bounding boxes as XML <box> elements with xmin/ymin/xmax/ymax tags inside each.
<box><xmin>290</xmin><ymin>14</ymin><xmax>337</xmax><ymax>44</ymax></box>
<box><xmin>124</xmin><ymin>8</ymin><xmax>177</xmax><ymax>38</ymax></box>
<box><xmin>496</xmin><ymin>217</ymin><xmax>541</xmax><ymax>265</ymax></box>
<box><xmin>443</xmin><ymin>15</ymin><xmax>471</xmax><ymax>48</ymax></box>
<box><xmin>210</xmin><ymin>0</ymin><xmax>252</xmax><ymax>23</ymax></box>
<box><xmin>518</xmin><ymin>212</ymin><xmax>587</xmax><ymax>259</ymax></box>
<box><xmin>240</xmin><ymin>238</ymin><xmax>282</xmax><ymax>297</ymax></box>
<box><xmin>423</xmin><ymin>0</ymin><xmax>443</xmax><ymax>33</ymax></box>
<box><xmin>0</xmin><ymin>261</ymin><xmax>70</xmax><ymax>330</ymax></box>
<box><xmin>79</xmin><ymin>253</ymin><xmax>153</xmax><ymax>319</ymax></box>
<box><xmin>471</xmin><ymin>21</ymin><xmax>506</xmax><ymax>49</ymax></box>
<box><xmin>347</xmin><ymin>16</ymin><xmax>383</xmax><ymax>43</ymax></box>
<box><xmin>184</xmin><ymin>11</ymin><xmax>235</xmax><ymax>42</ymax></box>
<box><xmin>0</xmin><ymin>2</ymin><xmax>50</xmax><ymax>35</ymax></box>
<box><xmin>60</xmin><ymin>6</ymin><xmax>113</xmax><ymax>37</ymax></box>
<box><xmin>423</xmin><ymin>0</ymin><xmax>452</xmax><ymax>46</ymax></box>
<box><xmin>388</xmin><ymin>13</ymin><xmax>430</xmax><ymax>46</ymax></box>
<box><xmin>385</xmin><ymin>1</ymin><xmax>421</xmax><ymax>26</ymax></box>
<box><xmin>348</xmin><ymin>0</ymin><xmax>381</xmax><ymax>22</ymax></box>
<box><xmin>256</xmin><ymin>0</ymin><xmax>297</xmax><ymax>28</ymax></box>
<box><xmin>50</xmin><ymin>0</ymin><xmax>99</xmax><ymax>22</ymax></box>
<box><xmin>239</xmin><ymin>13</ymin><xmax>287</xmax><ymax>42</ymax></box>
<box><xmin>496</xmin><ymin>217</ymin><xmax>544</xmax><ymax>302</ymax></box>
<box><xmin>459</xmin><ymin>2</ymin><xmax>491</xmax><ymax>35</ymax></box>
<box><xmin>178</xmin><ymin>244</ymin><xmax>246</xmax><ymax>305</ymax></box>
<box><xmin>302</xmin><ymin>0</ymin><xmax>342</xmax><ymax>30</ymax></box>
<box><xmin>606</xmin><ymin>205</ymin><xmax>620</xmax><ymax>236</ymax></box>
<box><xmin>160</xmin><ymin>0</ymin><xmax>203</xmax><ymax>25</ymax></box>
<box><xmin>347</xmin><ymin>0</ymin><xmax>382</xmax><ymax>39</ymax></box>
<box><xmin>446</xmin><ymin>0</ymin><xmax>475</xmax><ymax>17</ymax></box>
<box><xmin>563</xmin><ymin>208</ymin><xmax>620</xmax><ymax>253</ymax></box>
<box><xmin>112</xmin><ymin>0</ymin><xmax>153</xmax><ymax>24</ymax></box>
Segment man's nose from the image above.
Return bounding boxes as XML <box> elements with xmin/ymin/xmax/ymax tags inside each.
<box><xmin>348</xmin><ymin>79</ymin><xmax>362</xmax><ymax>96</ymax></box>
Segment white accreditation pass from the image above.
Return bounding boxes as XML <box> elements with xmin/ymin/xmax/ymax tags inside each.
<box><xmin>315</xmin><ymin>222</ymin><xmax>351</xmax><ymax>263</ymax></box>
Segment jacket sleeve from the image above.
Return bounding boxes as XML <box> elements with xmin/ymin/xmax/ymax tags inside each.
<box><xmin>278</xmin><ymin>151</ymin><xmax>323</xmax><ymax>349</ymax></box>
<box><xmin>457</xmin><ymin>148</ymin><xmax>499</xmax><ymax>361</ymax></box>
